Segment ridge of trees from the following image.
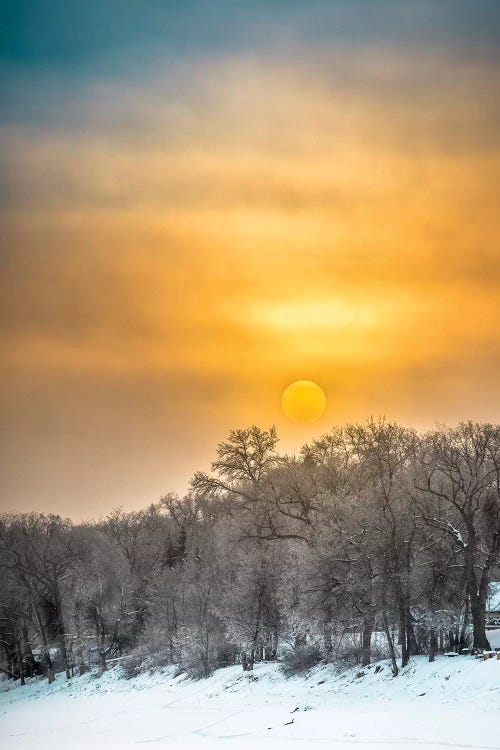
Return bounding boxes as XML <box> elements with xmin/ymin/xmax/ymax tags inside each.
<box><xmin>1</xmin><ymin>419</ymin><xmax>499</xmax><ymax>684</ymax></box>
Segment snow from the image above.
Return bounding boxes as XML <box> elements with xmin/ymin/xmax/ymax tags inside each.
<box><xmin>489</xmin><ymin>628</ymin><xmax>500</xmax><ymax>648</ymax></box>
<box><xmin>1</xmin><ymin>638</ymin><xmax>500</xmax><ymax>750</ymax></box>
<box><xmin>488</xmin><ymin>582</ymin><xmax>500</xmax><ymax>612</ymax></box>
<box><xmin>430</xmin><ymin>519</ymin><xmax>467</xmax><ymax>548</ymax></box>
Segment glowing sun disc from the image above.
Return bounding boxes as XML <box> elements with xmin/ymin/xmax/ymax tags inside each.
<box><xmin>281</xmin><ymin>380</ymin><xmax>327</xmax><ymax>423</ymax></box>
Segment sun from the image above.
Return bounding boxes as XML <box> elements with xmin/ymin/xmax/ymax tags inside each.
<box><xmin>281</xmin><ymin>380</ymin><xmax>327</xmax><ymax>424</ymax></box>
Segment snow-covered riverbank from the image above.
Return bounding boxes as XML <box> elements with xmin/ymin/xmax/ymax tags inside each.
<box><xmin>1</xmin><ymin>641</ymin><xmax>499</xmax><ymax>750</ymax></box>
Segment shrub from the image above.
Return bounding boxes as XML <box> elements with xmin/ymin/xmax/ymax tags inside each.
<box><xmin>281</xmin><ymin>644</ymin><xmax>323</xmax><ymax>677</ymax></box>
<box><xmin>121</xmin><ymin>644</ymin><xmax>172</xmax><ymax>679</ymax></box>
<box><xmin>178</xmin><ymin>639</ymin><xmax>235</xmax><ymax>680</ymax></box>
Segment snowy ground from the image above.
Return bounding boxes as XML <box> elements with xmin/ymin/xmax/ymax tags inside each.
<box><xmin>1</xmin><ymin>632</ymin><xmax>499</xmax><ymax>750</ymax></box>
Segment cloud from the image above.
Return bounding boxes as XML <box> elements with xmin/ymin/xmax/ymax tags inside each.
<box><xmin>1</xmin><ymin>42</ymin><xmax>499</xmax><ymax>515</ymax></box>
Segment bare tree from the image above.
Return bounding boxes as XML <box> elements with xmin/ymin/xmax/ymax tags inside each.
<box><xmin>417</xmin><ymin>422</ymin><xmax>500</xmax><ymax>649</ymax></box>
<box><xmin>0</xmin><ymin>514</ymin><xmax>80</xmax><ymax>682</ymax></box>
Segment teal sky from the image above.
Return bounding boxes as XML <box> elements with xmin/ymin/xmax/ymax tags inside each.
<box><xmin>2</xmin><ymin>2</ymin><xmax>499</xmax><ymax>72</ymax></box>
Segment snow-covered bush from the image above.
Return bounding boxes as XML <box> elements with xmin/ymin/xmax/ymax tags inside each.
<box><xmin>121</xmin><ymin>644</ymin><xmax>172</xmax><ymax>679</ymax></box>
<box><xmin>281</xmin><ymin>644</ymin><xmax>323</xmax><ymax>676</ymax></box>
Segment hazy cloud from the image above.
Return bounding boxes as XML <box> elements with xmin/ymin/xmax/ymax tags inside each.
<box><xmin>1</xmin><ymin>11</ymin><xmax>499</xmax><ymax>517</ymax></box>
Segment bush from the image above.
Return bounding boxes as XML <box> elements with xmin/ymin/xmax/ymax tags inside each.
<box><xmin>281</xmin><ymin>644</ymin><xmax>323</xmax><ymax>677</ymax></box>
<box><xmin>121</xmin><ymin>624</ymin><xmax>236</xmax><ymax>681</ymax></box>
<box><xmin>121</xmin><ymin>644</ymin><xmax>172</xmax><ymax>679</ymax></box>
<box><xmin>178</xmin><ymin>640</ymin><xmax>235</xmax><ymax>680</ymax></box>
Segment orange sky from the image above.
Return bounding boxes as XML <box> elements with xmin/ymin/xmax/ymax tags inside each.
<box><xmin>1</xmin><ymin>27</ymin><xmax>500</xmax><ymax>517</ymax></box>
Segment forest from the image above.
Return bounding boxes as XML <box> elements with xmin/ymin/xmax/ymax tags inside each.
<box><xmin>1</xmin><ymin>419</ymin><xmax>499</xmax><ymax>685</ymax></box>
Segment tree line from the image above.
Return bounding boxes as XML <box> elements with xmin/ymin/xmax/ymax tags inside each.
<box><xmin>1</xmin><ymin>419</ymin><xmax>499</xmax><ymax>684</ymax></box>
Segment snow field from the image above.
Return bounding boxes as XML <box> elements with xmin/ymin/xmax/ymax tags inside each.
<box><xmin>1</xmin><ymin>636</ymin><xmax>499</xmax><ymax>750</ymax></box>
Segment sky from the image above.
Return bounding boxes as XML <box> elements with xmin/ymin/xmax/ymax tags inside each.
<box><xmin>1</xmin><ymin>1</ymin><xmax>500</xmax><ymax>519</ymax></box>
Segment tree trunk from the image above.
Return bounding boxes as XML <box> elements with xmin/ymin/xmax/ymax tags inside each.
<box><xmin>53</xmin><ymin>596</ymin><xmax>71</xmax><ymax>680</ymax></box>
<box><xmin>16</xmin><ymin>643</ymin><xmax>26</xmax><ymax>686</ymax></box>
<box><xmin>464</xmin><ymin>540</ymin><xmax>491</xmax><ymax>650</ymax></box>
<box><xmin>428</xmin><ymin>628</ymin><xmax>437</xmax><ymax>663</ymax></box>
<box><xmin>399</xmin><ymin>609</ymin><xmax>409</xmax><ymax>667</ymax></box>
<box><xmin>58</xmin><ymin>633</ymin><xmax>71</xmax><ymax>680</ymax></box>
<box><xmin>322</xmin><ymin>622</ymin><xmax>333</xmax><ymax>656</ymax></box>
<box><xmin>21</xmin><ymin>626</ymin><xmax>35</xmax><ymax>678</ymax></box>
<box><xmin>470</xmin><ymin>601</ymin><xmax>491</xmax><ymax>650</ymax></box>
<box><xmin>381</xmin><ymin>609</ymin><xmax>398</xmax><ymax>677</ymax></box>
<box><xmin>407</xmin><ymin>611</ymin><xmax>420</xmax><ymax>656</ymax></box>
<box><xmin>361</xmin><ymin>616</ymin><xmax>373</xmax><ymax>667</ymax></box>
<box><xmin>42</xmin><ymin>647</ymin><xmax>55</xmax><ymax>683</ymax></box>
<box><xmin>459</xmin><ymin>596</ymin><xmax>471</xmax><ymax>650</ymax></box>
<box><xmin>271</xmin><ymin>627</ymin><xmax>278</xmax><ymax>660</ymax></box>
<box><xmin>98</xmin><ymin>648</ymin><xmax>107</xmax><ymax>673</ymax></box>
<box><xmin>247</xmin><ymin>585</ymin><xmax>264</xmax><ymax>672</ymax></box>
<box><xmin>6</xmin><ymin>649</ymin><xmax>15</xmax><ymax>680</ymax></box>
<box><xmin>76</xmin><ymin>644</ymin><xmax>86</xmax><ymax>676</ymax></box>
<box><xmin>30</xmin><ymin>595</ymin><xmax>55</xmax><ymax>684</ymax></box>
<box><xmin>240</xmin><ymin>651</ymin><xmax>250</xmax><ymax>671</ymax></box>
